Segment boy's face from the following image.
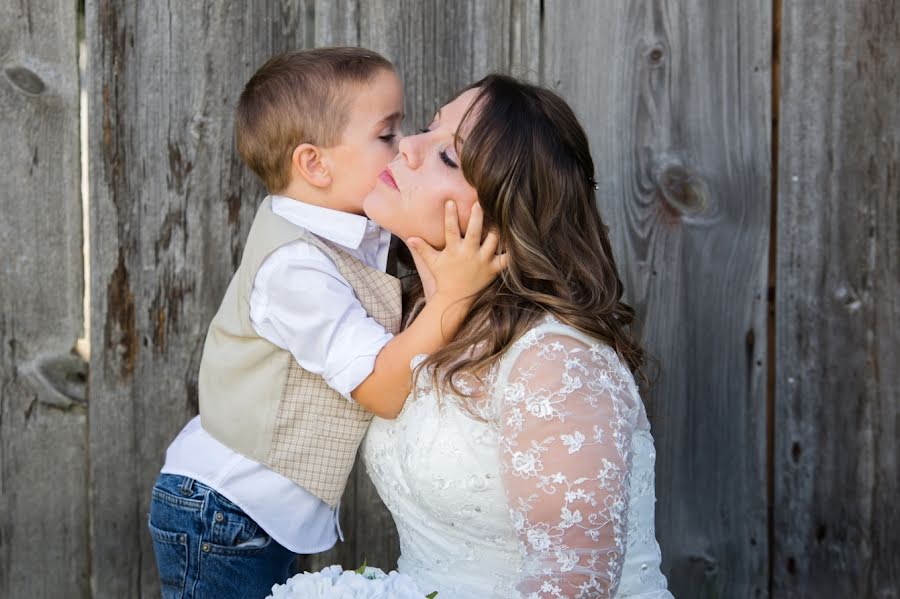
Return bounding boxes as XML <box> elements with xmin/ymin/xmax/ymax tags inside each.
<box><xmin>325</xmin><ymin>69</ymin><xmax>405</xmax><ymax>215</ymax></box>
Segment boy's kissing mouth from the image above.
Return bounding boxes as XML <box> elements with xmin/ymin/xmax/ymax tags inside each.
<box><xmin>378</xmin><ymin>167</ymin><xmax>399</xmax><ymax>191</ymax></box>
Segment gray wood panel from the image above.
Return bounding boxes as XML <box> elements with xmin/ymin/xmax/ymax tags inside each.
<box><xmin>361</xmin><ymin>0</ymin><xmax>540</xmax><ymax>131</ymax></box>
<box><xmin>774</xmin><ymin>1</ymin><xmax>900</xmax><ymax>596</ymax></box>
<box><xmin>85</xmin><ymin>2</ymin><xmax>312</xmax><ymax>596</ymax></box>
<box><xmin>0</xmin><ymin>1</ymin><xmax>87</xmax><ymax>597</ymax></box>
<box><xmin>299</xmin><ymin>0</ymin><xmax>541</xmax><ymax>574</ymax></box>
<box><xmin>543</xmin><ymin>2</ymin><xmax>772</xmax><ymax>597</ymax></box>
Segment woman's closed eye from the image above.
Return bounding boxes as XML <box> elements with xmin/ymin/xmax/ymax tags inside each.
<box><xmin>378</xmin><ymin>133</ymin><xmax>397</xmax><ymax>143</ymax></box>
<box><xmin>418</xmin><ymin>124</ymin><xmax>458</xmax><ymax>168</ymax></box>
<box><xmin>440</xmin><ymin>150</ymin><xmax>458</xmax><ymax>169</ymax></box>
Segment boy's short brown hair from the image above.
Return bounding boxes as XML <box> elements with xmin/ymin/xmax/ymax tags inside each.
<box><xmin>235</xmin><ymin>47</ymin><xmax>394</xmax><ymax>192</ymax></box>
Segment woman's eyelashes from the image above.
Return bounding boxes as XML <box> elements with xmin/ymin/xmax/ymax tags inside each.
<box><xmin>417</xmin><ymin>124</ymin><xmax>458</xmax><ymax>168</ymax></box>
<box><xmin>378</xmin><ymin>132</ymin><xmax>397</xmax><ymax>143</ymax></box>
<box><xmin>440</xmin><ymin>150</ymin><xmax>458</xmax><ymax>169</ymax></box>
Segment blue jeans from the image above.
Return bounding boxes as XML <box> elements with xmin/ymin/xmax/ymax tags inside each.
<box><xmin>148</xmin><ymin>474</ymin><xmax>297</xmax><ymax>599</ymax></box>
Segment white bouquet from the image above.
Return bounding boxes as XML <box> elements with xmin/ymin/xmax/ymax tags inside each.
<box><xmin>266</xmin><ymin>562</ymin><xmax>438</xmax><ymax>599</ymax></box>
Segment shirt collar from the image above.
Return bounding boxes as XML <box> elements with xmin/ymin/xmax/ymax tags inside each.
<box><xmin>269</xmin><ymin>195</ymin><xmax>372</xmax><ymax>251</ymax></box>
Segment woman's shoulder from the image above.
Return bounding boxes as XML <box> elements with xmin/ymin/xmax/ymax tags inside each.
<box><xmin>500</xmin><ymin>313</ymin><xmax>633</xmax><ymax>380</ymax></box>
<box><xmin>508</xmin><ymin>313</ymin><xmax>611</xmax><ymax>354</ymax></box>
<box><xmin>489</xmin><ymin>312</ymin><xmax>645</xmax><ymax>421</ymax></box>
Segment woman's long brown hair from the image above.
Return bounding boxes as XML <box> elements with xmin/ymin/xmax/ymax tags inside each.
<box><xmin>404</xmin><ymin>74</ymin><xmax>647</xmax><ymax>396</ymax></box>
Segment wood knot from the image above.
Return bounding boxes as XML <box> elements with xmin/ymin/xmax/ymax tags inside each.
<box><xmin>657</xmin><ymin>164</ymin><xmax>708</xmax><ymax>217</ymax></box>
<box><xmin>20</xmin><ymin>350</ymin><xmax>88</xmax><ymax>409</ymax></box>
<box><xmin>4</xmin><ymin>65</ymin><xmax>46</xmax><ymax>95</ymax></box>
<box><xmin>648</xmin><ymin>46</ymin><xmax>666</xmax><ymax>67</ymax></box>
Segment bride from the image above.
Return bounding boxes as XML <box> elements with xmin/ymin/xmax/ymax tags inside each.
<box><xmin>360</xmin><ymin>74</ymin><xmax>673</xmax><ymax>599</ymax></box>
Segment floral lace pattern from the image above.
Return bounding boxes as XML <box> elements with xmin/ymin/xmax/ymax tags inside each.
<box><xmin>496</xmin><ymin>323</ymin><xmax>642</xmax><ymax>598</ymax></box>
<box><xmin>362</xmin><ymin>316</ymin><xmax>671</xmax><ymax>599</ymax></box>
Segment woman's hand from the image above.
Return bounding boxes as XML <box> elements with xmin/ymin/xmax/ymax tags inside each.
<box><xmin>407</xmin><ymin>201</ymin><xmax>507</xmax><ymax>306</ymax></box>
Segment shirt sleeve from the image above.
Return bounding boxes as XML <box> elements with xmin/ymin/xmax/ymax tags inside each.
<box><xmin>249</xmin><ymin>241</ymin><xmax>393</xmax><ymax>401</ymax></box>
<box><xmin>496</xmin><ymin>330</ymin><xmax>640</xmax><ymax>598</ymax></box>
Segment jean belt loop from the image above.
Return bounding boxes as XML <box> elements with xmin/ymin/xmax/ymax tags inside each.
<box><xmin>180</xmin><ymin>476</ymin><xmax>194</xmax><ymax>496</ymax></box>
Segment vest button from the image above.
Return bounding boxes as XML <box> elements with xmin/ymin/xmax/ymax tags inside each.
<box><xmin>214</xmin><ymin>512</ymin><xmax>224</xmax><ymax>522</ymax></box>
<box><xmin>201</xmin><ymin>543</ymin><xmax>211</xmax><ymax>553</ymax></box>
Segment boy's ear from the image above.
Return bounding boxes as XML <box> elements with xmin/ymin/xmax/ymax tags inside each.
<box><xmin>291</xmin><ymin>143</ymin><xmax>332</xmax><ymax>188</ymax></box>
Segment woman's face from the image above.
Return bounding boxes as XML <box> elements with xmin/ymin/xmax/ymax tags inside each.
<box><xmin>363</xmin><ymin>88</ymin><xmax>481</xmax><ymax>249</ymax></box>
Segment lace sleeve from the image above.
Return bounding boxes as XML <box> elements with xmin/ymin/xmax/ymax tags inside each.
<box><xmin>496</xmin><ymin>328</ymin><xmax>640</xmax><ymax>598</ymax></box>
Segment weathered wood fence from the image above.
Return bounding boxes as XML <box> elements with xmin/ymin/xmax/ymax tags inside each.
<box><xmin>1</xmin><ymin>1</ymin><xmax>897</xmax><ymax>597</ymax></box>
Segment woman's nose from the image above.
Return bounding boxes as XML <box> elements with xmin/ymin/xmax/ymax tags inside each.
<box><xmin>398</xmin><ymin>133</ymin><xmax>422</xmax><ymax>169</ymax></box>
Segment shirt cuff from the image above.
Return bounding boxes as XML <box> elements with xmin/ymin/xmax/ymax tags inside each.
<box><xmin>325</xmin><ymin>331</ymin><xmax>394</xmax><ymax>402</ymax></box>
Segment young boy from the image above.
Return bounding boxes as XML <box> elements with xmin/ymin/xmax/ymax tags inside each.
<box><xmin>148</xmin><ymin>48</ymin><xmax>497</xmax><ymax>598</ymax></box>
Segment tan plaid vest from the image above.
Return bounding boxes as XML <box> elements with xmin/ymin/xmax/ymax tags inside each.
<box><xmin>198</xmin><ymin>196</ymin><xmax>401</xmax><ymax>507</ymax></box>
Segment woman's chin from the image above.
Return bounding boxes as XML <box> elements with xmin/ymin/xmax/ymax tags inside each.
<box><xmin>362</xmin><ymin>193</ymin><xmax>398</xmax><ymax>234</ymax></box>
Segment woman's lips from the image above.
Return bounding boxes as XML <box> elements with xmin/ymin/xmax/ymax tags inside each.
<box><xmin>378</xmin><ymin>168</ymin><xmax>399</xmax><ymax>191</ymax></box>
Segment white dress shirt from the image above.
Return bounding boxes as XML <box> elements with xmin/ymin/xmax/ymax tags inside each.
<box><xmin>162</xmin><ymin>195</ymin><xmax>394</xmax><ymax>553</ymax></box>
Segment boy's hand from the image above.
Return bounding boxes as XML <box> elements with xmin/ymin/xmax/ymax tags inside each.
<box><xmin>405</xmin><ymin>239</ymin><xmax>437</xmax><ymax>302</ymax></box>
<box><xmin>354</xmin><ymin>201</ymin><xmax>506</xmax><ymax>419</ymax></box>
<box><xmin>406</xmin><ymin>201</ymin><xmax>507</xmax><ymax>305</ymax></box>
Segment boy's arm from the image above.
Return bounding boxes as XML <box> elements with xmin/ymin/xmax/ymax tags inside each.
<box><xmin>351</xmin><ymin>292</ymin><xmax>470</xmax><ymax>418</ymax></box>
<box><xmin>352</xmin><ymin>201</ymin><xmax>506</xmax><ymax>418</ymax></box>
<box><xmin>251</xmin><ymin>244</ymin><xmax>393</xmax><ymax>402</ymax></box>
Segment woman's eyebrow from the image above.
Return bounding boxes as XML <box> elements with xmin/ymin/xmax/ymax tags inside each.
<box><xmin>434</xmin><ymin>110</ymin><xmax>466</xmax><ymax>145</ymax></box>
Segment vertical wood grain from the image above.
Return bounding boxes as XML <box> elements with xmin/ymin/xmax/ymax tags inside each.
<box><xmin>774</xmin><ymin>1</ymin><xmax>900</xmax><ymax>596</ymax></box>
<box><xmin>0</xmin><ymin>1</ymin><xmax>87</xmax><ymax>597</ymax></box>
<box><xmin>86</xmin><ymin>1</ymin><xmax>313</xmax><ymax>595</ymax></box>
<box><xmin>543</xmin><ymin>2</ymin><xmax>772</xmax><ymax>597</ymax></box>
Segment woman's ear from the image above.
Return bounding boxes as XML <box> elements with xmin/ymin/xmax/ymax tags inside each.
<box><xmin>291</xmin><ymin>143</ymin><xmax>332</xmax><ymax>188</ymax></box>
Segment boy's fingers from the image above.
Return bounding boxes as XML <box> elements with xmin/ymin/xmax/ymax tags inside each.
<box><xmin>444</xmin><ymin>201</ymin><xmax>461</xmax><ymax>245</ymax></box>
<box><xmin>480</xmin><ymin>229</ymin><xmax>500</xmax><ymax>258</ymax></box>
<box><xmin>464</xmin><ymin>202</ymin><xmax>484</xmax><ymax>248</ymax></box>
<box><xmin>407</xmin><ymin>237</ymin><xmax>439</xmax><ymax>270</ymax></box>
<box><xmin>492</xmin><ymin>252</ymin><xmax>510</xmax><ymax>272</ymax></box>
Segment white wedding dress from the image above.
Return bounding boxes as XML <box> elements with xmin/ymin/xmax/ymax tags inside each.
<box><xmin>362</xmin><ymin>316</ymin><xmax>673</xmax><ymax>598</ymax></box>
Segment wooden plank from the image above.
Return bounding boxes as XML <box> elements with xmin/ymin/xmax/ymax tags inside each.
<box><xmin>298</xmin><ymin>0</ymin><xmax>541</xmax><ymax>574</ymax></box>
<box><xmin>543</xmin><ymin>2</ymin><xmax>772</xmax><ymax>596</ymax></box>
<box><xmin>0</xmin><ymin>1</ymin><xmax>88</xmax><ymax>597</ymax></box>
<box><xmin>360</xmin><ymin>0</ymin><xmax>537</xmax><ymax>130</ymax></box>
<box><xmin>774</xmin><ymin>1</ymin><xmax>900</xmax><ymax>596</ymax></box>
<box><xmin>86</xmin><ymin>2</ymin><xmax>313</xmax><ymax>596</ymax></box>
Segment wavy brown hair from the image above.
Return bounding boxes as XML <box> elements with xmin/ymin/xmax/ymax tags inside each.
<box><xmin>405</xmin><ymin>74</ymin><xmax>646</xmax><ymax>394</ymax></box>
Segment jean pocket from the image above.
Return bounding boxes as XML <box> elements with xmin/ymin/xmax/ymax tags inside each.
<box><xmin>207</xmin><ymin>493</ymin><xmax>270</xmax><ymax>551</ymax></box>
<box><xmin>148</xmin><ymin>520</ymin><xmax>188</xmax><ymax>598</ymax></box>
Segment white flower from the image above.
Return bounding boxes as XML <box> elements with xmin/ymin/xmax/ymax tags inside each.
<box><xmin>266</xmin><ymin>565</ymin><xmax>432</xmax><ymax>599</ymax></box>
<box><xmin>504</xmin><ymin>381</ymin><xmax>527</xmax><ymax>404</ymax></box>
<box><xmin>560</xmin><ymin>430</ymin><xmax>585</xmax><ymax>454</ymax></box>
<box><xmin>527</xmin><ymin>526</ymin><xmax>552</xmax><ymax>552</ymax></box>
<box><xmin>556</xmin><ymin>548</ymin><xmax>579</xmax><ymax>572</ymax></box>
<box><xmin>510</xmin><ymin>450</ymin><xmax>540</xmax><ymax>477</ymax></box>
<box><xmin>526</xmin><ymin>395</ymin><xmax>555</xmax><ymax>418</ymax></box>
